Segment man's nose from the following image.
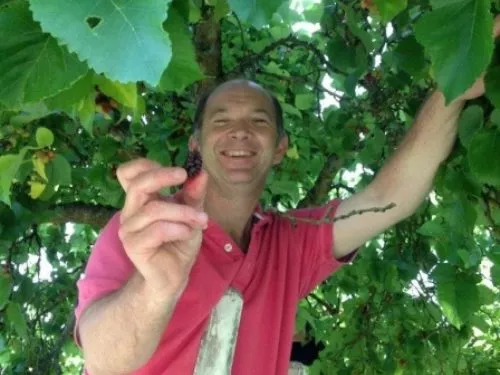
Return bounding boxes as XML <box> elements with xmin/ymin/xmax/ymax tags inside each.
<box><xmin>229</xmin><ymin>122</ymin><xmax>251</xmax><ymax>139</ymax></box>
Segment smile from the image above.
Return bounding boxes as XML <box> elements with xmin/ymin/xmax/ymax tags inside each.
<box><xmin>221</xmin><ymin>150</ymin><xmax>256</xmax><ymax>157</ymax></box>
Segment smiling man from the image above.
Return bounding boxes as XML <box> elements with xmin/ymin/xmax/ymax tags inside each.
<box><xmin>74</xmin><ymin>67</ymin><xmax>496</xmax><ymax>375</ymax></box>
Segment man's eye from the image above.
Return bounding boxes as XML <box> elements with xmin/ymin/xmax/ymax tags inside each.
<box><xmin>214</xmin><ymin>119</ymin><xmax>229</xmax><ymax>126</ymax></box>
<box><xmin>253</xmin><ymin>119</ymin><xmax>269</xmax><ymax>125</ymax></box>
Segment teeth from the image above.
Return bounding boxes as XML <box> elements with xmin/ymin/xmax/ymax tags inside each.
<box><xmin>226</xmin><ymin>151</ymin><xmax>252</xmax><ymax>157</ymax></box>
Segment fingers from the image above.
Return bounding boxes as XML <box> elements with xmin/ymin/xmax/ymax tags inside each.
<box><xmin>116</xmin><ymin>158</ymin><xmax>162</xmax><ymax>192</ymax></box>
<box><xmin>121</xmin><ymin>167</ymin><xmax>188</xmax><ymax>221</ymax></box>
<box><xmin>121</xmin><ymin>200</ymin><xmax>208</xmax><ymax>234</ymax></box>
<box><xmin>119</xmin><ymin>221</ymin><xmax>195</xmax><ymax>254</ymax></box>
<box><xmin>179</xmin><ymin>170</ymin><xmax>209</xmax><ymax>211</ymax></box>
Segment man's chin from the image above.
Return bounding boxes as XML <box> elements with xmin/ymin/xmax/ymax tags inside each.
<box><xmin>222</xmin><ymin>170</ymin><xmax>261</xmax><ymax>185</ymax></box>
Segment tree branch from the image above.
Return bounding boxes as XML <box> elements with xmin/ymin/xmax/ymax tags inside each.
<box><xmin>229</xmin><ymin>34</ymin><xmax>345</xmax><ymax>78</ymax></box>
<box><xmin>194</xmin><ymin>3</ymin><xmax>223</xmax><ymax>93</ymax></box>
<box><xmin>48</xmin><ymin>203</ymin><xmax>116</xmax><ymax>228</ymax></box>
<box><xmin>308</xmin><ymin>292</ymin><xmax>339</xmax><ymax>316</ymax></box>
<box><xmin>298</xmin><ymin>154</ymin><xmax>344</xmax><ymax>208</ymax></box>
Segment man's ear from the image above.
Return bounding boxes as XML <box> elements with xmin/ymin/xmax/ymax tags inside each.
<box><xmin>273</xmin><ymin>135</ymin><xmax>289</xmax><ymax>165</ymax></box>
<box><xmin>188</xmin><ymin>134</ymin><xmax>200</xmax><ymax>152</ymax></box>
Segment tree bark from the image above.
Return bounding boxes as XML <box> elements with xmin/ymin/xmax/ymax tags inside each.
<box><xmin>193</xmin><ymin>4</ymin><xmax>223</xmax><ymax>94</ymax></box>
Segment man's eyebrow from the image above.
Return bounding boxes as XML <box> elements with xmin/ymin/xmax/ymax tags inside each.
<box><xmin>207</xmin><ymin>107</ymin><xmax>273</xmax><ymax>118</ymax></box>
<box><xmin>207</xmin><ymin>107</ymin><xmax>228</xmax><ymax>118</ymax></box>
<box><xmin>252</xmin><ymin>108</ymin><xmax>273</xmax><ymax>117</ymax></box>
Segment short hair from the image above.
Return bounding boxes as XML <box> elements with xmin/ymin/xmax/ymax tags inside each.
<box><xmin>192</xmin><ymin>81</ymin><xmax>286</xmax><ymax>139</ymax></box>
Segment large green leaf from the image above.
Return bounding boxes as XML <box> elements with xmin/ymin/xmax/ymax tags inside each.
<box><xmin>467</xmin><ymin>129</ymin><xmax>500</xmax><ymax>185</ymax></box>
<box><xmin>228</xmin><ymin>0</ymin><xmax>285</xmax><ymax>28</ymax></box>
<box><xmin>160</xmin><ymin>6</ymin><xmax>204</xmax><ymax>92</ymax></box>
<box><xmin>29</xmin><ymin>0</ymin><xmax>172</xmax><ymax>85</ymax></box>
<box><xmin>45</xmin><ymin>72</ymin><xmax>94</xmax><ymax>113</ymax></box>
<box><xmin>0</xmin><ymin>1</ymin><xmax>88</xmax><ymax>108</ymax></box>
<box><xmin>433</xmin><ymin>264</ymin><xmax>480</xmax><ymax>328</ymax></box>
<box><xmin>373</xmin><ymin>0</ymin><xmax>407</xmax><ymax>22</ymax></box>
<box><xmin>414</xmin><ymin>0</ymin><xmax>493</xmax><ymax>103</ymax></box>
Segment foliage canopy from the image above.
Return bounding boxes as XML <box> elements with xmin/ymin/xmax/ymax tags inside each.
<box><xmin>0</xmin><ymin>0</ymin><xmax>499</xmax><ymax>374</ymax></box>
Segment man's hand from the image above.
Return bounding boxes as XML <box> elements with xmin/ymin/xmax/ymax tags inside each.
<box><xmin>116</xmin><ymin>158</ymin><xmax>209</xmax><ymax>298</ymax></box>
<box><xmin>458</xmin><ymin>14</ymin><xmax>500</xmax><ymax>101</ymax></box>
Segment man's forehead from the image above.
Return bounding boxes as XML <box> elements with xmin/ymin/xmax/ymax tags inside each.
<box><xmin>207</xmin><ymin>80</ymin><xmax>273</xmax><ymax>106</ymax></box>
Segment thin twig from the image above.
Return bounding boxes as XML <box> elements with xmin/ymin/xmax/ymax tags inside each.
<box><xmin>275</xmin><ymin>202</ymin><xmax>396</xmax><ymax>227</ymax></box>
<box><xmin>309</xmin><ymin>292</ymin><xmax>338</xmax><ymax>316</ymax></box>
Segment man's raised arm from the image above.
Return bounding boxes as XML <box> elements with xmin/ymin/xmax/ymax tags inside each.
<box><xmin>331</xmin><ymin>16</ymin><xmax>500</xmax><ymax>259</ymax></box>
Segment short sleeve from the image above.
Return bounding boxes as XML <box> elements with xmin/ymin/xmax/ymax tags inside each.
<box><xmin>288</xmin><ymin>200</ymin><xmax>356</xmax><ymax>299</ymax></box>
<box><xmin>73</xmin><ymin>211</ymin><xmax>134</xmax><ymax>347</ymax></box>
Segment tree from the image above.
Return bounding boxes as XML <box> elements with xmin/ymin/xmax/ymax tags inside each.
<box><xmin>0</xmin><ymin>0</ymin><xmax>499</xmax><ymax>373</ymax></box>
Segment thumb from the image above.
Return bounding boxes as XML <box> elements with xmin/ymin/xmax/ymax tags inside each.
<box><xmin>179</xmin><ymin>170</ymin><xmax>208</xmax><ymax>211</ymax></box>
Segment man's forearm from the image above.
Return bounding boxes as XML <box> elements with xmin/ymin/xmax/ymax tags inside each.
<box><xmin>79</xmin><ymin>272</ymin><xmax>179</xmax><ymax>375</ymax></box>
<box><xmin>369</xmin><ymin>90</ymin><xmax>465</xmax><ymax>215</ymax></box>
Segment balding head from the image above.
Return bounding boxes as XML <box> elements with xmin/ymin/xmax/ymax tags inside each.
<box><xmin>193</xmin><ymin>79</ymin><xmax>285</xmax><ymax>139</ymax></box>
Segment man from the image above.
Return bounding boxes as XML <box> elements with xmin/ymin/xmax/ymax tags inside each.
<box><xmin>74</xmin><ymin>19</ymin><xmax>499</xmax><ymax>375</ymax></box>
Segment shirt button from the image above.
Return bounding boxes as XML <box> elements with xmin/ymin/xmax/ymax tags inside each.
<box><xmin>224</xmin><ymin>243</ymin><xmax>233</xmax><ymax>252</ymax></box>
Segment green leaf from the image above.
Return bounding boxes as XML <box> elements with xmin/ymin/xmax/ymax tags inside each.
<box><xmin>414</xmin><ymin>0</ymin><xmax>494</xmax><ymax>103</ymax></box>
<box><xmin>433</xmin><ymin>264</ymin><xmax>480</xmax><ymax>328</ymax></box>
<box><xmin>417</xmin><ymin>219</ymin><xmax>445</xmax><ymax>237</ymax></box>
<box><xmin>0</xmin><ymin>274</ymin><xmax>11</xmax><ymax>309</ymax></box>
<box><xmin>6</xmin><ymin>302</ymin><xmax>28</xmax><ymax>340</ymax></box>
<box><xmin>214</xmin><ymin>0</ymin><xmax>230</xmax><ymax>21</ymax></box>
<box><xmin>93</xmin><ymin>75</ymin><xmax>137</xmax><ymax>109</ymax></box>
<box><xmin>326</xmin><ymin>36</ymin><xmax>357</xmax><ymax>74</ymax></box>
<box><xmin>485</xmin><ymin>66</ymin><xmax>500</xmax><ymax>107</ymax></box>
<box><xmin>295</xmin><ymin>93</ymin><xmax>315</xmax><ymax>110</ymax></box>
<box><xmin>160</xmin><ymin>6</ymin><xmax>204</xmax><ymax>92</ymax></box>
<box><xmin>79</xmin><ymin>93</ymin><xmax>96</xmax><ymax>136</ymax></box>
<box><xmin>344</xmin><ymin>6</ymin><xmax>374</xmax><ymax>52</ymax></box>
<box><xmin>36</xmin><ymin>127</ymin><xmax>54</xmax><ymax>148</ymax></box>
<box><xmin>282</xmin><ymin>103</ymin><xmax>302</xmax><ymax>118</ymax></box>
<box><xmin>29</xmin><ymin>0</ymin><xmax>172</xmax><ymax>85</ymax></box>
<box><xmin>490</xmin><ymin>108</ymin><xmax>500</xmax><ymax>128</ymax></box>
<box><xmin>392</xmin><ymin>36</ymin><xmax>426</xmax><ymax>77</ymax></box>
<box><xmin>48</xmin><ymin>155</ymin><xmax>72</xmax><ymax>186</ymax></box>
<box><xmin>0</xmin><ymin>1</ymin><xmax>88</xmax><ymax>108</ymax></box>
<box><xmin>373</xmin><ymin>0</ymin><xmax>407</xmax><ymax>22</ymax></box>
<box><xmin>458</xmin><ymin>105</ymin><xmax>483</xmax><ymax>148</ymax></box>
<box><xmin>228</xmin><ymin>0</ymin><xmax>285</xmax><ymax>28</ymax></box>
<box><xmin>45</xmin><ymin>72</ymin><xmax>94</xmax><ymax>114</ymax></box>
<box><xmin>491</xmin><ymin>264</ymin><xmax>500</xmax><ymax>286</ymax></box>
<box><xmin>10</xmin><ymin>102</ymin><xmax>53</xmax><ymax>126</ymax></box>
<box><xmin>467</xmin><ymin>129</ymin><xmax>500</xmax><ymax>185</ymax></box>
<box><xmin>0</xmin><ymin>149</ymin><xmax>27</xmax><ymax>206</ymax></box>
<box><xmin>28</xmin><ymin>181</ymin><xmax>46</xmax><ymax>199</ymax></box>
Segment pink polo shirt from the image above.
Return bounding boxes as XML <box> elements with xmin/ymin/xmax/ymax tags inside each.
<box><xmin>75</xmin><ymin>199</ymin><xmax>354</xmax><ymax>374</ymax></box>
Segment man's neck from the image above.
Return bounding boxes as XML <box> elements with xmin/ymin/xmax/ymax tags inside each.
<box><xmin>204</xmin><ymin>180</ymin><xmax>262</xmax><ymax>250</ymax></box>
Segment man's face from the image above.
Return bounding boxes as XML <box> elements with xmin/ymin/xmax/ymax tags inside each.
<box><xmin>191</xmin><ymin>82</ymin><xmax>287</xmax><ymax>187</ymax></box>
